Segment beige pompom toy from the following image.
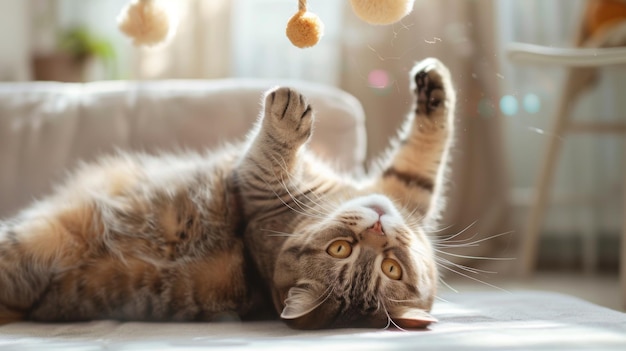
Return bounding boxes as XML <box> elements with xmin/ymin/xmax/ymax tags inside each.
<box><xmin>286</xmin><ymin>0</ymin><xmax>415</xmax><ymax>49</ymax></box>
<box><xmin>349</xmin><ymin>0</ymin><xmax>416</xmax><ymax>25</ymax></box>
<box><xmin>117</xmin><ymin>0</ymin><xmax>173</xmax><ymax>47</ymax></box>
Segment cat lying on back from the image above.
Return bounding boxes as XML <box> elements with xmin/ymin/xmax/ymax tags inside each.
<box><xmin>0</xmin><ymin>58</ymin><xmax>455</xmax><ymax>329</ymax></box>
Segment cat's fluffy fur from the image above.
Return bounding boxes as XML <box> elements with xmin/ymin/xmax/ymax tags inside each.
<box><xmin>0</xmin><ymin>58</ymin><xmax>455</xmax><ymax>329</ymax></box>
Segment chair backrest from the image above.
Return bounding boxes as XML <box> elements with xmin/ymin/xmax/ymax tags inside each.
<box><xmin>506</xmin><ymin>42</ymin><xmax>626</xmax><ymax>66</ymax></box>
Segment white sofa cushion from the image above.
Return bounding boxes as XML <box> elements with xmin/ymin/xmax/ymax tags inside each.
<box><xmin>0</xmin><ymin>79</ymin><xmax>366</xmax><ymax>218</ymax></box>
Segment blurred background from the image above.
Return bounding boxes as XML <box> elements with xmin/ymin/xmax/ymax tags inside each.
<box><xmin>0</xmin><ymin>0</ymin><xmax>624</xmax><ymax>309</ymax></box>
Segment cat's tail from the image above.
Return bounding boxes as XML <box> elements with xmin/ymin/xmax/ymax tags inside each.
<box><xmin>0</xmin><ymin>219</ymin><xmax>54</xmax><ymax>324</ymax></box>
<box><xmin>0</xmin><ymin>305</ymin><xmax>23</xmax><ymax>324</ymax></box>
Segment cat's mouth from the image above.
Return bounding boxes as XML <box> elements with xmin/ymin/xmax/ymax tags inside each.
<box><xmin>362</xmin><ymin>195</ymin><xmax>396</xmax><ymax>217</ymax></box>
<box><xmin>368</xmin><ymin>205</ymin><xmax>386</xmax><ymax>216</ymax></box>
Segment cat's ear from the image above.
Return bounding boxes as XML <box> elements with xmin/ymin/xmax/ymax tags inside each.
<box><xmin>392</xmin><ymin>307</ymin><xmax>438</xmax><ymax>329</ymax></box>
<box><xmin>280</xmin><ymin>286</ymin><xmax>325</xmax><ymax>320</ymax></box>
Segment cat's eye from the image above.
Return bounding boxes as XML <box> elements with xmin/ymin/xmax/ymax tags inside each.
<box><xmin>326</xmin><ymin>240</ymin><xmax>353</xmax><ymax>259</ymax></box>
<box><xmin>381</xmin><ymin>258</ymin><xmax>402</xmax><ymax>280</ymax></box>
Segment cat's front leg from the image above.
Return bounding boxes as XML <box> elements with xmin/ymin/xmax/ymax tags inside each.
<box><xmin>258</xmin><ymin>87</ymin><xmax>313</xmax><ymax>163</ymax></box>
<box><xmin>248</xmin><ymin>86</ymin><xmax>313</xmax><ymax>176</ymax></box>
<box><xmin>237</xmin><ymin>87</ymin><xmax>313</xmax><ymax>218</ymax></box>
<box><xmin>374</xmin><ymin>58</ymin><xmax>456</xmax><ymax>224</ymax></box>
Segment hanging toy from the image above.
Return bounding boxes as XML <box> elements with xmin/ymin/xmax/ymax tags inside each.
<box><xmin>117</xmin><ymin>0</ymin><xmax>172</xmax><ymax>47</ymax></box>
<box><xmin>349</xmin><ymin>0</ymin><xmax>415</xmax><ymax>25</ymax></box>
<box><xmin>116</xmin><ymin>0</ymin><xmax>415</xmax><ymax>49</ymax></box>
<box><xmin>285</xmin><ymin>0</ymin><xmax>415</xmax><ymax>48</ymax></box>
<box><xmin>286</xmin><ymin>0</ymin><xmax>325</xmax><ymax>49</ymax></box>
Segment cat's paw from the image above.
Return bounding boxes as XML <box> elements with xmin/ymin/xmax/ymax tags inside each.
<box><xmin>263</xmin><ymin>87</ymin><xmax>313</xmax><ymax>145</ymax></box>
<box><xmin>411</xmin><ymin>58</ymin><xmax>454</xmax><ymax>121</ymax></box>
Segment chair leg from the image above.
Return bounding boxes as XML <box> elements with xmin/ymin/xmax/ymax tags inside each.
<box><xmin>521</xmin><ymin>68</ymin><xmax>593</xmax><ymax>277</ymax></box>
<box><xmin>622</xmin><ymin>143</ymin><xmax>626</xmax><ymax>311</ymax></box>
<box><xmin>521</xmin><ymin>111</ymin><xmax>567</xmax><ymax>276</ymax></box>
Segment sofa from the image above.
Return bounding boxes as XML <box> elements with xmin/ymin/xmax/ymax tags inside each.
<box><xmin>0</xmin><ymin>79</ymin><xmax>625</xmax><ymax>350</ymax></box>
<box><xmin>0</xmin><ymin>79</ymin><xmax>366</xmax><ymax>219</ymax></box>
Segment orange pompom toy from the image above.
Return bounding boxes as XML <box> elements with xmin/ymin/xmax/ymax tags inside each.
<box><xmin>286</xmin><ymin>0</ymin><xmax>324</xmax><ymax>48</ymax></box>
<box><xmin>285</xmin><ymin>0</ymin><xmax>415</xmax><ymax>49</ymax></box>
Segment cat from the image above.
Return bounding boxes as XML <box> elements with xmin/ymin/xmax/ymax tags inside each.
<box><xmin>0</xmin><ymin>58</ymin><xmax>455</xmax><ymax>330</ymax></box>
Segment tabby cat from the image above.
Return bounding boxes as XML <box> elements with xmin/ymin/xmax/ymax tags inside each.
<box><xmin>0</xmin><ymin>58</ymin><xmax>455</xmax><ymax>329</ymax></box>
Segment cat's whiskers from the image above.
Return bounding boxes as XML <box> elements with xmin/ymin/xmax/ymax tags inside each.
<box><xmin>257</xmin><ymin>158</ymin><xmax>330</xmax><ymax>220</ymax></box>
<box><xmin>426</xmin><ymin>222</ymin><xmax>458</xmax><ymax>234</ymax></box>
<box><xmin>399</xmin><ymin>201</ymin><xmax>427</xmax><ymax>223</ymax></box>
<box><xmin>439</xmin><ymin>276</ymin><xmax>459</xmax><ymax>293</ymax></box>
<box><xmin>311</xmin><ymin>283</ymin><xmax>336</xmax><ymax>313</ymax></box>
<box><xmin>433</xmin><ymin>230</ymin><xmax>515</xmax><ymax>248</ymax></box>
<box><xmin>435</xmin><ymin>256</ymin><xmax>497</xmax><ymax>275</ymax></box>
<box><xmin>410</xmin><ymin>226</ymin><xmax>514</xmax><ymax>294</ymax></box>
<box><xmin>433</xmin><ymin>248</ymin><xmax>515</xmax><ymax>262</ymax></box>
<box><xmin>300</xmin><ymin>182</ymin><xmax>337</xmax><ymax>215</ymax></box>
<box><xmin>269</xmin><ymin>153</ymin><xmax>335</xmax><ymax>216</ymax></box>
<box><xmin>277</xmin><ymin>176</ymin><xmax>330</xmax><ymax>218</ymax></box>
<box><xmin>298</xmin><ymin>184</ymin><xmax>340</xmax><ymax>219</ymax></box>
<box><xmin>253</xmin><ymin>172</ymin><xmax>329</xmax><ymax>221</ymax></box>
<box><xmin>433</xmin><ymin>230</ymin><xmax>482</xmax><ymax>245</ymax></box>
<box><xmin>408</xmin><ymin>244</ymin><xmax>502</xmax><ymax>280</ymax></box>
<box><xmin>387</xmin><ymin>297</ymin><xmax>420</xmax><ymax>304</ymax></box>
<box><xmin>438</xmin><ymin>264</ymin><xmax>510</xmax><ymax>293</ymax></box>
<box><xmin>388</xmin><ymin>294</ymin><xmax>452</xmax><ymax>305</ymax></box>
<box><xmin>281</xmin><ymin>174</ymin><xmax>335</xmax><ymax>216</ymax></box>
<box><xmin>379</xmin><ymin>301</ymin><xmax>407</xmax><ymax>332</ymax></box>
<box><xmin>259</xmin><ymin>228</ymin><xmax>300</xmax><ymax>237</ymax></box>
<box><xmin>434</xmin><ymin>295</ymin><xmax>451</xmax><ymax>303</ymax></box>
<box><xmin>431</xmin><ymin>220</ymin><xmax>478</xmax><ymax>244</ymax></box>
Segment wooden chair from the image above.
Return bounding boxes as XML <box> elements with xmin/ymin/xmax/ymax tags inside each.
<box><xmin>506</xmin><ymin>41</ymin><xmax>626</xmax><ymax>309</ymax></box>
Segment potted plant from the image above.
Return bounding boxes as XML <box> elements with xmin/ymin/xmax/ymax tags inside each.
<box><xmin>32</xmin><ymin>26</ymin><xmax>116</xmax><ymax>82</ymax></box>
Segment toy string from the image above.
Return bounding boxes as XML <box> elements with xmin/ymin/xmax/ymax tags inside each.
<box><xmin>299</xmin><ymin>0</ymin><xmax>306</xmax><ymax>11</ymax></box>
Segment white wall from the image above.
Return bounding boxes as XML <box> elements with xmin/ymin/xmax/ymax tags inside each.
<box><xmin>232</xmin><ymin>0</ymin><xmax>343</xmax><ymax>86</ymax></box>
<box><xmin>0</xmin><ymin>0</ymin><xmax>30</xmax><ymax>81</ymax></box>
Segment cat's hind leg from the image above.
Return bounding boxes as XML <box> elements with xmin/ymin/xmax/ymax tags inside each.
<box><xmin>0</xmin><ymin>209</ymin><xmax>86</xmax><ymax>324</ymax></box>
<box><xmin>0</xmin><ymin>223</ymin><xmax>38</xmax><ymax>324</ymax></box>
<box><xmin>0</xmin><ymin>235</ymin><xmax>25</xmax><ymax>324</ymax></box>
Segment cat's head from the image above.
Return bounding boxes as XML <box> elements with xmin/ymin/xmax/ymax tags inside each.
<box><xmin>272</xmin><ymin>193</ymin><xmax>438</xmax><ymax>329</ymax></box>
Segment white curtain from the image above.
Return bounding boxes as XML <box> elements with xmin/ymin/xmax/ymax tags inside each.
<box><xmin>339</xmin><ymin>0</ymin><xmax>512</xmax><ymax>269</ymax></box>
<box><xmin>0</xmin><ymin>0</ymin><xmax>30</xmax><ymax>81</ymax></box>
<box><xmin>134</xmin><ymin>0</ymin><xmax>344</xmax><ymax>83</ymax></box>
<box><xmin>133</xmin><ymin>0</ymin><xmax>232</xmax><ymax>79</ymax></box>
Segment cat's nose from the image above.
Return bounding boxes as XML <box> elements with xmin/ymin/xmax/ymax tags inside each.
<box><xmin>370</xmin><ymin>220</ymin><xmax>384</xmax><ymax>235</ymax></box>
<box><xmin>360</xmin><ymin>220</ymin><xmax>387</xmax><ymax>248</ymax></box>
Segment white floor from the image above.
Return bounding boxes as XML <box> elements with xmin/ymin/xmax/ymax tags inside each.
<box><xmin>442</xmin><ymin>271</ymin><xmax>622</xmax><ymax>311</ymax></box>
